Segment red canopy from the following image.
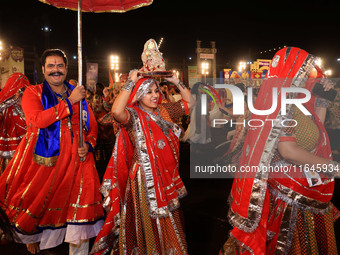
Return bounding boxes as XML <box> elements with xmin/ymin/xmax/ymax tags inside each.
<box><xmin>39</xmin><ymin>0</ymin><xmax>153</xmax><ymax>12</ymax></box>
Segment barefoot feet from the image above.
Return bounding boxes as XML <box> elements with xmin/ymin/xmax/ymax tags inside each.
<box><xmin>26</xmin><ymin>242</ymin><xmax>40</xmax><ymax>254</ymax></box>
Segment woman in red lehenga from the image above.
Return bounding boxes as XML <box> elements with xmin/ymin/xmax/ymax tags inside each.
<box><xmin>221</xmin><ymin>47</ymin><xmax>339</xmax><ymax>254</ymax></box>
<box><xmin>0</xmin><ymin>73</ymin><xmax>30</xmax><ymax>174</ymax></box>
<box><xmin>91</xmin><ymin>70</ymin><xmax>190</xmax><ymax>255</ymax></box>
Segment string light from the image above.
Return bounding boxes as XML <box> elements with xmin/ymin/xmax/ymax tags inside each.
<box><xmin>259</xmin><ymin>46</ymin><xmax>287</xmax><ymax>54</ymax></box>
<box><xmin>158</xmin><ymin>37</ymin><xmax>164</xmax><ymax>49</ymax></box>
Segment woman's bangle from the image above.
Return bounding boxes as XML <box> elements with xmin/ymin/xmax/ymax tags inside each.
<box><xmin>122</xmin><ymin>79</ymin><xmax>135</xmax><ymax>92</ymax></box>
<box><xmin>176</xmin><ymin>80</ymin><xmax>186</xmax><ymax>90</ymax></box>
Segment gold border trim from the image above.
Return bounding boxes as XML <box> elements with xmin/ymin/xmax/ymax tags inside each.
<box><xmin>53</xmin><ymin>106</ymin><xmax>59</xmax><ymax>120</ymax></box>
<box><xmin>33</xmin><ymin>153</ymin><xmax>58</xmax><ymax>167</ymax></box>
<box><xmin>63</xmin><ymin>99</ymin><xmax>71</xmax><ymax>115</ymax></box>
<box><xmin>38</xmin><ymin>0</ymin><xmax>153</xmax><ymax>13</ymax></box>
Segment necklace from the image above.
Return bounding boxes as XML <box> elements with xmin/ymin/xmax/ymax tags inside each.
<box><xmin>137</xmin><ymin>105</ymin><xmax>176</xmax><ymax>136</ymax></box>
<box><xmin>53</xmin><ymin>84</ymin><xmax>68</xmax><ymax>100</ymax></box>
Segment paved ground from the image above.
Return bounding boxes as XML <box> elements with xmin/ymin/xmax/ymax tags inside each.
<box><xmin>2</xmin><ymin>141</ymin><xmax>340</xmax><ymax>254</ymax></box>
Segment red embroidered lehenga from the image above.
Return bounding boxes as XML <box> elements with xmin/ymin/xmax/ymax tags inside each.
<box><xmin>0</xmin><ymin>73</ymin><xmax>30</xmax><ymax>174</ymax></box>
<box><xmin>91</xmin><ymin>78</ymin><xmax>189</xmax><ymax>255</ymax></box>
<box><xmin>221</xmin><ymin>47</ymin><xmax>339</xmax><ymax>254</ymax></box>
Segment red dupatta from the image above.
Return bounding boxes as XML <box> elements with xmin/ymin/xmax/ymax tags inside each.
<box><xmin>0</xmin><ymin>73</ymin><xmax>30</xmax><ymax>103</ymax></box>
<box><xmin>91</xmin><ymin>78</ymin><xmax>186</xmax><ymax>255</ymax></box>
<box><xmin>228</xmin><ymin>47</ymin><xmax>334</xmax><ymax>254</ymax></box>
<box><xmin>0</xmin><ymin>73</ymin><xmax>30</xmax><ymax>157</ymax></box>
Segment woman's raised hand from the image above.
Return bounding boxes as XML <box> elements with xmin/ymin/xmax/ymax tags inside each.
<box><xmin>164</xmin><ymin>74</ymin><xmax>179</xmax><ymax>85</ymax></box>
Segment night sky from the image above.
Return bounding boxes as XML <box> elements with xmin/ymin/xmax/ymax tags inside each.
<box><xmin>1</xmin><ymin>0</ymin><xmax>340</xmax><ymax>76</ymax></box>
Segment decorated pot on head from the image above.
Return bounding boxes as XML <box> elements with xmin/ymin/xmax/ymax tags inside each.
<box><xmin>139</xmin><ymin>39</ymin><xmax>172</xmax><ymax>78</ymax></box>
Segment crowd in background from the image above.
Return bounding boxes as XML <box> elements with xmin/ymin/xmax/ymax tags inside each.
<box><xmin>2</xmin><ymin>74</ymin><xmax>340</xmax><ymax>178</ymax></box>
<box><xmin>1</xmin><ymin>68</ymin><xmax>340</xmax><ymax>254</ymax></box>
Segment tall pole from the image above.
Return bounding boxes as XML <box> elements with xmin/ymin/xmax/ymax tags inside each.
<box><xmin>78</xmin><ymin>0</ymin><xmax>84</xmax><ymax>160</ymax></box>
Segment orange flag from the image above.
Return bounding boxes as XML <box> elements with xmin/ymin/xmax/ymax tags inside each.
<box><xmin>109</xmin><ymin>70</ymin><xmax>114</xmax><ymax>88</ymax></box>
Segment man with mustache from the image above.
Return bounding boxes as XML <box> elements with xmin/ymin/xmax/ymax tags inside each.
<box><xmin>0</xmin><ymin>49</ymin><xmax>104</xmax><ymax>254</ymax></box>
